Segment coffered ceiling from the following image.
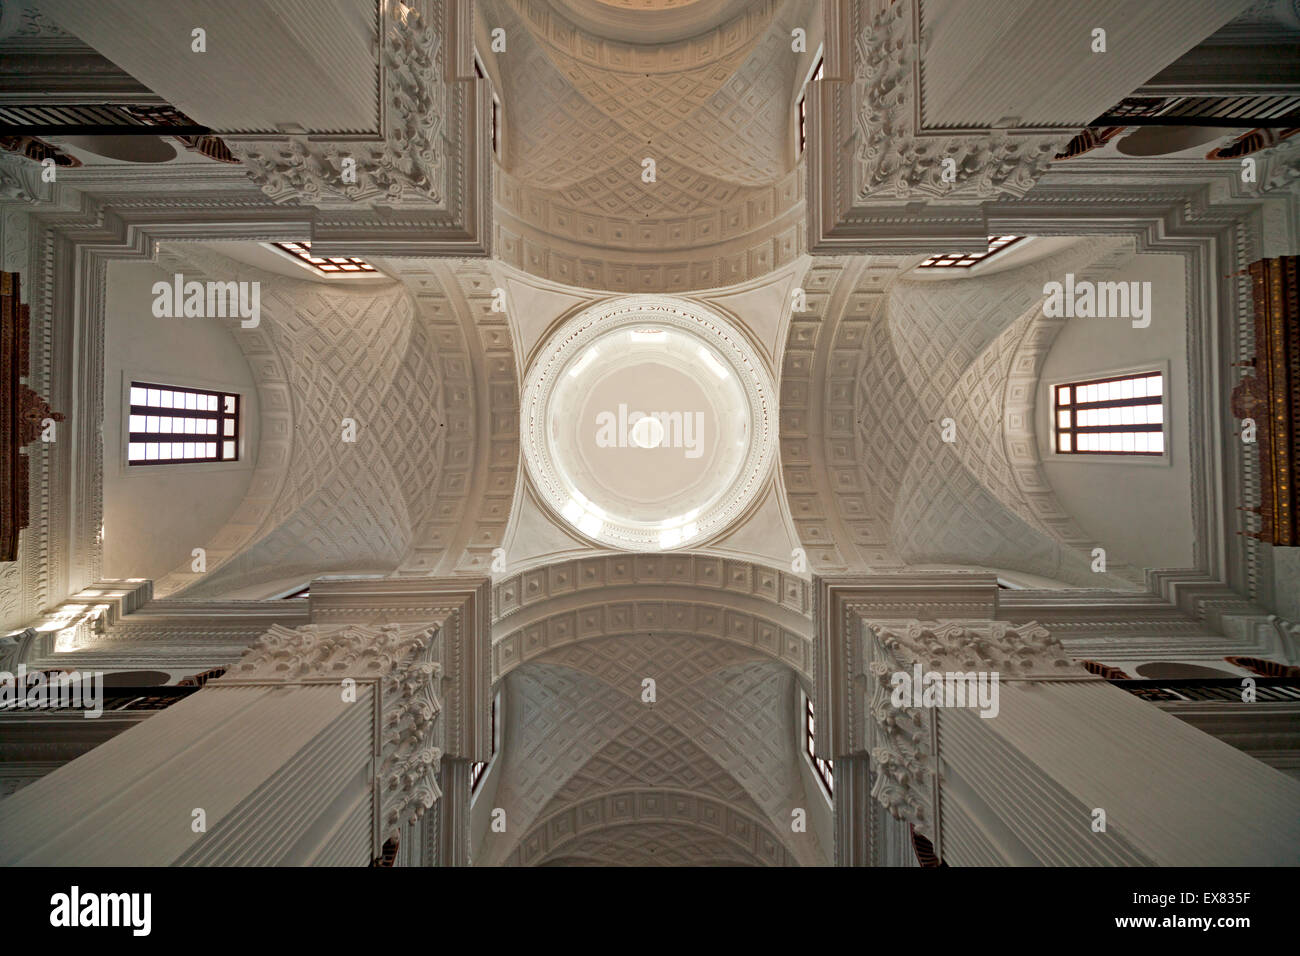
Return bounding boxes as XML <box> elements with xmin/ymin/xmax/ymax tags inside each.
<box><xmin>485</xmin><ymin>0</ymin><xmax>818</xmax><ymax>292</ymax></box>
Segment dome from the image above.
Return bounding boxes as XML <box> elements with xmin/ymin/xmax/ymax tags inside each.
<box><xmin>521</xmin><ymin>295</ymin><xmax>776</xmax><ymax>550</ymax></box>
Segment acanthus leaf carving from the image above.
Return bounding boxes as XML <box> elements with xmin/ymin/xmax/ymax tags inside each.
<box><xmin>853</xmin><ymin>1</ymin><xmax>1069</xmax><ymax>204</ymax></box>
<box><xmin>226</xmin><ymin>1</ymin><xmax>447</xmax><ymax>209</ymax></box>
<box><xmin>860</xmin><ymin>618</ymin><xmax>1087</xmax><ymax>843</ymax></box>
<box><xmin>216</xmin><ymin>621</ymin><xmax>445</xmax><ymax>841</ymax></box>
<box><xmin>865</xmin><ymin>651</ymin><xmax>933</xmax><ymax>833</ymax></box>
<box><xmin>869</xmin><ymin>619</ymin><xmax>1080</xmax><ymax>679</ymax></box>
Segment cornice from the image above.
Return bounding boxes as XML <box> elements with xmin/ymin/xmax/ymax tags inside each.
<box><xmin>807</xmin><ymin>0</ymin><xmax>1071</xmax><ymax>254</ymax></box>
<box><xmin>306</xmin><ymin>576</ymin><xmax>492</xmax><ymax>761</ymax></box>
<box><xmin>223</xmin><ymin>0</ymin><xmax>491</xmax><ymax>258</ymax></box>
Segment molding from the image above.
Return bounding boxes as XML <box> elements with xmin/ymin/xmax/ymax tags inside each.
<box><xmin>503</xmin><ymin>787</ymin><xmax>797</xmax><ymax>867</ymax></box>
<box><xmin>306</xmin><ymin>576</ymin><xmax>492</xmax><ymax>762</ymax></box>
<box><xmin>492</xmin><ymin>555</ymin><xmax>813</xmax><ymax>682</ymax></box>
<box><xmin>224</xmin><ymin>0</ymin><xmax>491</xmax><ymax>258</ymax></box>
<box><xmin>518</xmin><ymin>295</ymin><xmax>776</xmax><ymax>552</ymax></box>
<box><xmin>384</xmin><ymin>258</ymin><xmax>519</xmax><ymax>577</ymax></box>
<box><xmin>813</xmin><ymin>573</ymin><xmax>1000</xmax><ymax>761</ymax></box>
<box><xmin>788</xmin><ymin>160</ymin><xmax>1299</xmax><ymax>620</ymax></box>
<box><xmin>214</xmin><ymin>620</ymin><xmax>445</xmax><ymax>843</ymax></box>
<box><xmin>806</xmin><ymin>0</ymin><xmax>1070</xmax><ymax>254</ymax></box>
<box><xmin>0</xmin><ymin>188</ymin><xmax>506</xmax><ymax>616</ymax></box>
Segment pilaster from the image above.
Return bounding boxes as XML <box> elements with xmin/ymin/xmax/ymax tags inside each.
<box><xmin>817</xmin><ymin>573</ymin><xmax>1300</xmax><ymax>865</ymax></box>
<box><xmin>0</xmin><ymin>577</ymin><xmax>490</xmax><ymax>866</ymax></box>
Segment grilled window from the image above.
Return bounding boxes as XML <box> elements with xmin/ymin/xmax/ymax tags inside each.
<box><xmin>127</xmin><ymin>382</ymin><xmax>238</xmax><ymax>465</ymax></box>
<box><xmin>470</xmin><ymin>696</ymin><xmax>498</xmax><ymax>793</ymax></box>
<box><xmin>805</xmin><ymin>694</ymin><xmax>833</xmax><ymax>795</ymax></box>
<box><xmin>271</xmin><ymin>241</ymin><xmax>376</xmax><ymax>275</ymax></box>
<box><xmin>797</xmin><ymin>55</ymin><xmax>824</xmax><ymax>154</ymax></box>
<box><xmin>1054</xmin><ymin>371</ymin><xmax>1164</xmax><ymax>455</ymax></box>
<box><xmin>917</xmin><ymin>235</ymin><xmax>1025</xmax><ymax>269</ymax></box>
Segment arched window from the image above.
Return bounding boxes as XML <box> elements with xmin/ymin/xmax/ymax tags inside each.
<box><xmin>177</xmin><ymin>667</ymin><xmax>229</xmax><ymax>688</ymax></box>
<box><xmin>1224</xmin><ymin>656</ymin><xmax>1300</xmax><ymax>678</ymax></box>
<box><xmin>910</xmin><ymin>824</ymin><xmax>947</xmax><ymax>867</ymax></box>
<box><xmin>370</xmin><ymin>835</ymin><xmax>399</xmax><ymax>867</ymax></box>
<box><xmin>270</xmin><ymin>241</ymin><xmax>376</xmax><ymax>276</ymax></box>
<box><xmin>797</xmin><ymin>54</ymin><xmax>823</xmax><ymax>154</ymax></box>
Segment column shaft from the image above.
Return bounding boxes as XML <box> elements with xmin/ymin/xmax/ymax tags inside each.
<box><xmin>937</xmin><ymin>680</ymin><xmax>1300</xmax><ymax>866</ymax></box>
<box><xmin>0</xmin><ymin>684</ymin><xmax>375</xmax><ymax>865</ymax></box>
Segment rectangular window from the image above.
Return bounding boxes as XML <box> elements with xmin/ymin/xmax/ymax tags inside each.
<box><xmin>470</xmin><ymin>696</ymin><xmax>498</xmax><ymax>794</ymax></box>
<box><xmin>917</xmin><ymin>235</ymin><xmax>1025</xmax><ymax>269</ymax></box>
<box><xmin>805</xmin><ymin>695</ymin><xmax>833</xmax><ymax>796</ymax></box>
<box><xmin>271</xmin><ymin>241</ymin><xmax>376</xmax><ymax>276</ymax></box>
<box><xmin>797</xmin><ymin>55</ymin><xmax>824</xmax><ymax>154</ymax></box>
<box><xmin>1054</xmin><ymin>371</ymin><xmax>1165</xmax><ymax>456</ymax></box>
<box><xmin>127</xmin><ymin>382</ymin><xmax>239</xmax><ymax>465</ymax></box>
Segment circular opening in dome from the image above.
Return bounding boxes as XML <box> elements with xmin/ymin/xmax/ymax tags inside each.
<box><xmin>521</xmin><ymin>295</ymin><xmax>775</xmax><ymax>551</ymax></box>
<box><xmin>630</xmin><ymin>416</ymin><xmax>665</xmax><ymax>449</ymax></box>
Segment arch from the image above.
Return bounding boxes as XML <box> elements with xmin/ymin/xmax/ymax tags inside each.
<box><xmin>478</xmin><ymin>633</ymin><xmax>825</xmax><ymax>866</ymax></box>
<box><xmin>504</xmin><ymin>788</ymin><xmax>797</xmax><ymax>867</ymax></box>
<box><xmin>145</xmin><ymin>251</ymin><xmax>518</xmax><ymax>598</ymax></box>
<box><xmin>145</xmin><ymin>245</ymin><xmax>434</xmax><ymax>598</ymax></box>
<box><xmin>145</xmin><ymin>244</ymin><xmax>297</xmax><ymax>599</ymax></box>
<box><xmin>491</xmin><ymin>554</ymin><xmax>814</xmax><ymax>682</ymax></box>
<box><xmin>485</xmin><ymin>0</ymin><xmax>811</xmax><ymax>293</ymax></box>
<box><xmin>778</xmin><ymin>234</ymin><xmax>1153</xmax><ymax>586</ymax></box>
<box><xmin>778</xmin><ymin>256</ymin><xmax>896</xmax><ymax>571</ymax></box>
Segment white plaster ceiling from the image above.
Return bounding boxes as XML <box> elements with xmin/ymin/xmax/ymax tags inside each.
<box><xmin>778</xmin><ymin>238</ymin><xmax>1167</xmax><ymax>586</ymax></box>
<box><xmin>548</xmin><ymin>0</ymin><xmax>757</xmax><ymax>43</ymax></box>
<box><xmin>520</xmin><ymin>295</ymin><xmax>776</xmax><ymax>551</ymax></box>
<box><xmin>482</xmin><ymin>634</ymin><xmax>825</xmax><ymax>866</ymax></box>
<box><xmin>483</xmin><ymin>0</ymin><xmax>819</xmax><ymax>292</ymax></box>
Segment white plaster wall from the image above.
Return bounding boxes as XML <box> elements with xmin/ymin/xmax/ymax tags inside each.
<box><xmin>102</xmin><ymin>261</ymin><xmax>259</xmax><ymax>583</ymax></box>
<box><xmin>1036</xmin><ymin>253</ymin><xmax>1194</xmax><ymax>572</ymax></box>
<box><xmin>793</xmin><ymin>687</ymin><xmax>834</xmax><ymax>865</ymax></box>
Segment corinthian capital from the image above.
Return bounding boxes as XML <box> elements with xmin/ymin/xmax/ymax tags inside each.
<box><xmin>854</xmin><ymin>1</ymin><xmax>1067</xmax><ymax>205</ymax></box>
<box><xmin>866</xmin><ymin>619</ymin><xmax>1083</xmax><ymax>680</ymax></box>
<box><xmin>216</xmin><ymin>621</ymin><xmax>445</xmax><ymax>839</ymax></box>
<box><xmin>227</xmin><ymin>1</ymin><xmax>447</xmax><ymax>210</ymax></box>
